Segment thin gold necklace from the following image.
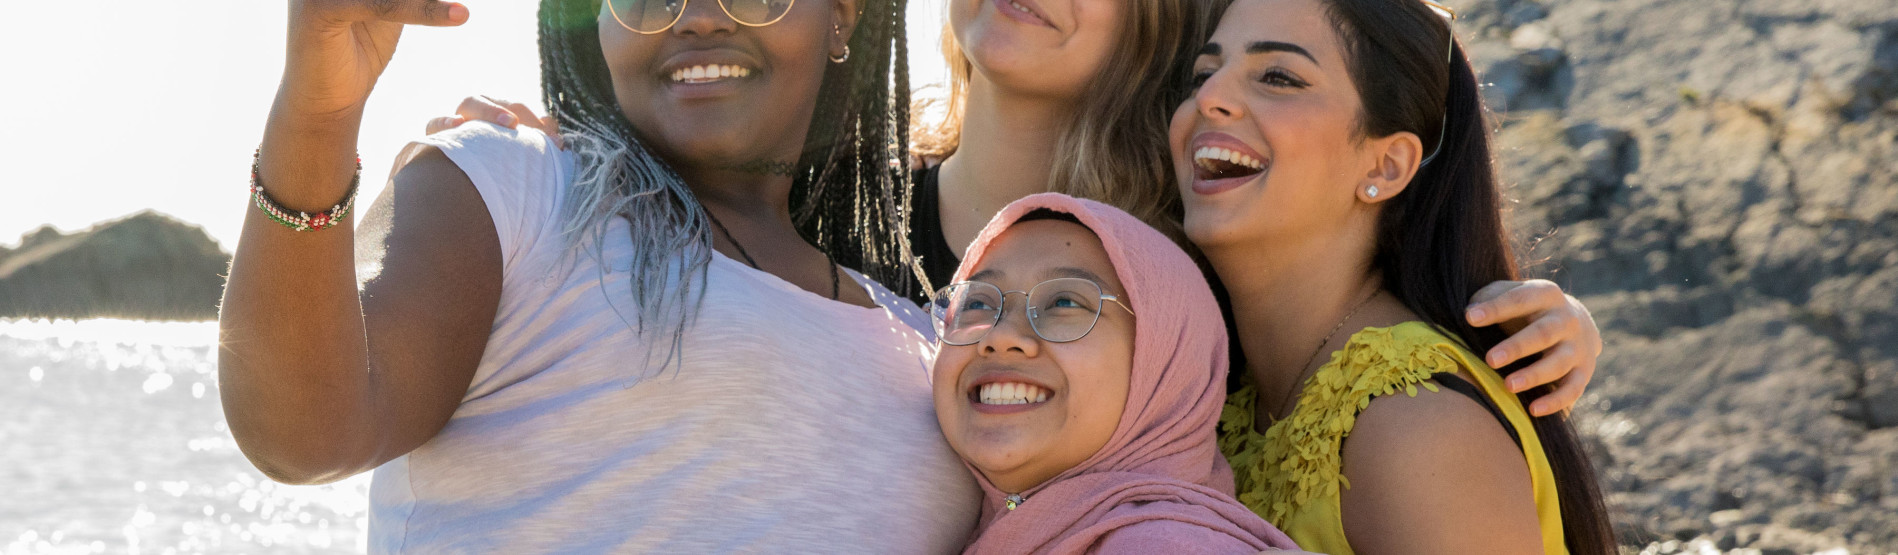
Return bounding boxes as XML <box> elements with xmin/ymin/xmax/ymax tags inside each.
<box><xmin>1265</xmin><ymin>289</ymin><xmax>1380</xmax><ymax>426</ymax></box>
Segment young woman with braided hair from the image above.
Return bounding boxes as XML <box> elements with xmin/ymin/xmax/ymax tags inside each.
<box><xmin>220</xmin><ymin>0</ymin><xmax>979</xmax><ymax>550</ymax></box>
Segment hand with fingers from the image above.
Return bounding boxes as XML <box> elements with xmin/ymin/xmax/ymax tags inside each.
<box><xmin>262</xmin><ymin>0</ymin><xmax>471</xmax><ymax>211</ymax></box>
<box><xmin>1464</xmin><ymin>279</ymin><xmax>1603</xmax><ymax>417</ymax></box>
<box><xmin>426</xmin><ymin>96</ymin><xmax>564</xmax><ymax>148</ymax></box>
<box><xmin>280</xmin><ymin>0</ymin><xmax>470</xmax><ymax>124</ymax></box>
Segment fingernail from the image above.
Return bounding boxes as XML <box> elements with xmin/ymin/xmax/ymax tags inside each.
<box><xmin>1530</xmin><ymin>402</ymin><xmax>1547</xmax><ymax>416</ymax></box>
<box><xmin>1467</xmin><ymin>307</ymin><xmax>1486</xmax><ymax>324</ymax></box>
<box><xmin>498</xmin><ymin>113</ymin><xmax>516</xmax><ymax>126</ymax></box>
<box><xmin>448</xmin><ymin>4</ymin><xmax>470</xmax><ymax>23</ymax></box>
<box><xmin>1489</xmin><ymin>351</ymin><xmax>1505</xmax><ymax>367</ymax></box>
<box><xmin>1507</xmin><ymin>377</ymin><xmax>1524</xmax><ymax>391</ymax></box>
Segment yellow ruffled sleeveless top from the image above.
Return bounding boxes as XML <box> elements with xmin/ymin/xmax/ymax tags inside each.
<box><xmin>1217</xmin><ymin>321</ymin><xmax>1567</xmax><ymax>555</ymax></box>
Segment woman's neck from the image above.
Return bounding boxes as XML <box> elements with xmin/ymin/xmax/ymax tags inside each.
<box><xmin>935</xmin><ymin>75</ymin><xmax>1070</xmax><ymax>249</ymax></box>
<box><xmin>680</xmin><ymin>162</ymin><xmax>795</xmax><ymax>220</ymax></box>
<box><xmin>1209</xmin><ymin>229</ymin><xmax>1384</xmax><ymax>411</ymax></box>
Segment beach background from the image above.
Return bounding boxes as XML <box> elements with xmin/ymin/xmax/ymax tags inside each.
<box><xmin>2</xmin><ymin>0</ymin><xmax>1895</xmax><ymax>553</ymax></box>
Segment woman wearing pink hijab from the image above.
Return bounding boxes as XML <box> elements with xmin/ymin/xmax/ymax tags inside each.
<box><xmin>930</xmin><ymin>193</ymin><xmax>1300</xmax><ymax>554</ymax></box>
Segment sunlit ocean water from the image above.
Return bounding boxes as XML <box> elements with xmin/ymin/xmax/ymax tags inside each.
<box><xmin>1</xmin><ymin>319</ymin><xmax>369</xmax><ymax>554</ymax></box>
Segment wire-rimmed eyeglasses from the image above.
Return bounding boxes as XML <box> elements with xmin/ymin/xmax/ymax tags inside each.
<box><xmin>931</xmin><ymin>278</ymin><xmax>1135</xmax><ymax>346</ymax></box>
<box><xmin>603</xmin><ymin>0</ymin><xmax>795</xmax><ymax>34</ymax></box>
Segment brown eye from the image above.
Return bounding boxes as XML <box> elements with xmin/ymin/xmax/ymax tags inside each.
<box><xmin>1259</xmin><ymin>69</ymin><xmax>1308</xmax><ymax>88</ymax></box>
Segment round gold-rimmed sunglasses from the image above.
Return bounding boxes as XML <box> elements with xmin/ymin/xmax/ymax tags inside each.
<box><xmin>931</xmin><ymin>278</ymin><xmax>1136</xmax><ymax>346</ymax></box>
<box><xmin>604</xmin><ymin>0</ymin><xmax>796</xmax><ymax>34</ymax></box>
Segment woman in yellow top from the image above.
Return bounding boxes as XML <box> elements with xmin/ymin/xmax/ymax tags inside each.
<box><xmin>1170</xmin><ymin>0</ymin><xmax>1616</xmax><ymax>553</ymax></box>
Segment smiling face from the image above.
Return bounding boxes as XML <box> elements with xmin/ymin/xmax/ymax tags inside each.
<box><xmin>950</xmin><ymin>0</ymin><xmax>1124</xmax><ymax>100</ymax></box>
<box><xmin>598</xmin><ymin>0</ymin><xmax>850</xmax><ymax>173</ymax></box>
<box><xmin>932</xmin><ymin>219</ymin><xmax>1134</xmax><ymax>494</ymax></box>
<box><xmin>1168</xmin><ymin>0</ymin><xmax>1404</xmax><ymax>251</ymax></box>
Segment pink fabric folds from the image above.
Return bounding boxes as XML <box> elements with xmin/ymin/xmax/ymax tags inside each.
<box><xmin>948</xmin><ymin>193</ymin><xmax>1297</xmax><ymax>554</ymax></box>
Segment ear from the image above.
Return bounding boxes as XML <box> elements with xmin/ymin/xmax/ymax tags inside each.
<box><xmin>1357</xmin><ymin>131</ymin><xmax>1423</xmax><ymax>204</ymax></box>
<box><xmin>832</xmin><ymin>0</ymin><xmax>861</xmax><ymax>57</ymax></box>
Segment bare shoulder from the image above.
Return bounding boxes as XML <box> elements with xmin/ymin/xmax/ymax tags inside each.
<box><xmin>357</xmin><ymin>145</ymin><xmax>487</xmax><ymax>274</ymax></box>
<box><xmin>1336</xmin><ymin>375</ymin><xmax>1543</xmax><ymax>555</ymax></box>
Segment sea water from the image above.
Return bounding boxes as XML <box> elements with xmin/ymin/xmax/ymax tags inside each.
<box><xmin>0</xmin><ymin>319</ymin><xmax>368</xmax><ymax>554</ymax></box>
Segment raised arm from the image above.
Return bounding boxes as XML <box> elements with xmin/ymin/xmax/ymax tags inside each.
<box><xmin>218</xmin><ymin>0</ymin><xmax>499</xmax><ymax>485</ymax></box>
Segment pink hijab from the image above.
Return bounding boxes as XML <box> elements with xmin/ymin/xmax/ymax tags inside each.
<box><xmin>947</xmin><ymin>194</ymin><xmax>1297</xmax><ymax>554</ymax></box>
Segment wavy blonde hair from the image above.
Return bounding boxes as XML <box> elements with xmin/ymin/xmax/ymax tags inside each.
<box><xmin>912</xmin><ymin>0</ymin><xmax>1216</xmax><ymax>239</ymax></box>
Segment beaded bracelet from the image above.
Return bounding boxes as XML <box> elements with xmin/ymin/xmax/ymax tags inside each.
<box><xmin>249</xmin><ymin>147</ymin><xmax>361</xmax><ymax>232</ymax></box>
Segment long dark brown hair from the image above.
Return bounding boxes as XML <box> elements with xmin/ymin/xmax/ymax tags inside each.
<box><xmin>1320</xmin><ymin>0</ymin><xmax>1618</xmax><ymax>551</ymax></box>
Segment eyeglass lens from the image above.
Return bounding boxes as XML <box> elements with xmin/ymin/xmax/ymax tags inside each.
<box><xmin>933</xmin><ymin>278</ymin><xmax>1107</xmax><ymax>346</ymax></box>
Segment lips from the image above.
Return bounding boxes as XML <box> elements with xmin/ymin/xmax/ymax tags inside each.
<box><xmin>1188</xmin><ymin>132</ymin><xmax>1270</xmax><ymax>196</ymax></box>
<box><xmin>993</xmin><ymin>0</ymin><xmax>1055</xmax><ymax>29</ymax></box>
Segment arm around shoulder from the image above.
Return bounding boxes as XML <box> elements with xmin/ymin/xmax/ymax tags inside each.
<box><xmin>1336</xmin><ymin>380</ymin><xmax>1544</xmax><ymax>555</ymax></box>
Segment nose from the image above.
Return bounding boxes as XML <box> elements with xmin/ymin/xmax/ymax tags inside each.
<box><xmin>673</xmin><ymin>0</ymin><xmax>739</xmax><ymax>36</ymax></box>
<box><xmin>977</xmin><ymin>294</ymin><xmax>1042</xmax><ymax>358</ymax></box>
<box><xmin>1193</xmin><ymin>68</ymin><xmax>1245</xmax><ymax>121</ymax></box>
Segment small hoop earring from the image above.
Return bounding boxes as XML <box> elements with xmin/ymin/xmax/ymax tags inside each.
<box><xmin>1366</xmin><ymin>185</ymin><xmax>1381</xmax><ymax>199</ymax></box>
<box><xmin>829</xmin><ymin>23</ymin><xmax>850</xmax><ymax>63</ymax></box>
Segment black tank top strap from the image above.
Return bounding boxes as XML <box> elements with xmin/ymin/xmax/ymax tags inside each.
<box><xmin>905</xmin><ymin>166</ymin><xmax>963</xmax><ymax>307</ymax></box>
<box><xmin>1429</xmin><ymin>375</ymin><xmax>1524</xmax><ymax>451</ymax></box>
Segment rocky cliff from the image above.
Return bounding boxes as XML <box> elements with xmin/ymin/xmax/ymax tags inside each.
<box><xmin>1464</xmin><ymin>0</ymin><xmax>1898</xmax><ymax>551</ymax></box>
<box><xmin>0</xmin><ymin>212</ymin><xmax>230</xmax><ymax>321</ymax></box>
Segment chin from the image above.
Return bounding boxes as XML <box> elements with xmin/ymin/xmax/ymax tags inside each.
<box><xmin>1181</xmin><ymin>201</ymin><xmax>1261</xmax><ymax>252</ymax></box>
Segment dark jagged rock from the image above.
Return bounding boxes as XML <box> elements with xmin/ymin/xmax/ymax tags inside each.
<box><xmin>1461</xmin><ymin>0</ymin><xmax>1898</xmax><ymax>551</ymax></box>
<box><xmin>0</xmin><ymin>211</ymin><xmax>230</xmax><ymax>321</ymax></box>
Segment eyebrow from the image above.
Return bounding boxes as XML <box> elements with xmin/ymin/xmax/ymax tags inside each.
<box><xmin>965</xmin><ymin>267</ymin><xmax>1108</xmax><ymax>286</ymax></box>
<box><xmin>1248</xmin><ymin>41</ymin><xmax>1318</xmax><ymax>65</ymax></box>
<box><xmin>1043</xmin><ymin>267</ymin><xmax>1107</xmax><ymax>284</ymax></box>
<box><xmin>1198</xmin><ymin>41</ymin><xmax>1318</xmax><ymax>66</ymax></box>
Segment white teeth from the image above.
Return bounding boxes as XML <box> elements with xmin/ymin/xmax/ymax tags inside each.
<box><xmin>669</xmin><ymin>65</ymin><xmax>753</xmax><ymax>83</ymax></box>
<box><xmin>977</xmin><ymin>382</ymin><xmax>1053</xmax><ymax>405</ymax></box>
<box><xmin>1193</xmin><ymin>146</ymin><xmax>1265</xmax><ymax>170</ymax></box>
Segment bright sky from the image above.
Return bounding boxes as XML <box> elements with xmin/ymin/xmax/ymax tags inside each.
<box><xmin>0</xmin><ymin>1</ymin><xmax>949</xmax><ymax>250</ymax></box>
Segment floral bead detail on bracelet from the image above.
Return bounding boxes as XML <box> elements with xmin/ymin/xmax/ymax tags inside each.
<box><xmin>249</xmin><ymin>147</ymin><xmax>361</xmax><ymax>232</ymax></box>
